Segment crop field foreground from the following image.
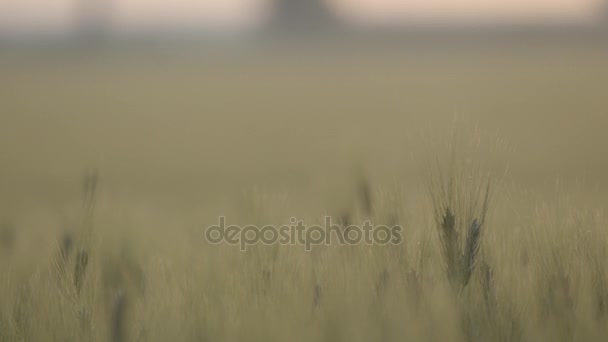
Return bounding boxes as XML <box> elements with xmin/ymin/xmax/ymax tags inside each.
<box><xmin>1</xmin><ymin>42</ymin><xmax>608</xmax><ymax>341</ymax></box>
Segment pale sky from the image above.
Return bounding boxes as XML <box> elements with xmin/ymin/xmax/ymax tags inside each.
<box><xmin>0</xmin><ymin>0</ymin><xmax>603</xmax><ymax>32</ymax></box>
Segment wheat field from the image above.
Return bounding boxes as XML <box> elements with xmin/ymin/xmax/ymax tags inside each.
<box><xmin>1</xmin><ymin>41</ymin><xmax>608</xmax><ymax>341</ymax></box>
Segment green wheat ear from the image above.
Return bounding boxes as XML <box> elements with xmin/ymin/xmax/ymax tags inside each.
<box><xmin>428</xmin><ymin>156</ymin><xmax>491</xmax><ymax>293</ymax></box>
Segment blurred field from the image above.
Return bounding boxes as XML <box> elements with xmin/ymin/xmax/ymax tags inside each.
<box><xmin>1</xmin><ymin>41</ymin><xmax>608</xmax><ymax>341</ymax></box>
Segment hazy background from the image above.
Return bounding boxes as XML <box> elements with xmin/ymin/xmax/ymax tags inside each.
<box><xmin>1</xmin><ymin>0</ymin><xmax>607</xmax><ymax>215</ymax></box>
<box><xmin>1</xmin><ymin>0</ymin><xmax>607</xmax><ymax>33</ymax></box>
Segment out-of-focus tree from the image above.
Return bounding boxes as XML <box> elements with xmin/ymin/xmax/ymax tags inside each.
<box><xmin>74</xmin><ymin>0</ymin><xmax>113</xmax><ymax>42</ymax></box>
<box><xmin>269</xmin><ymin>0</ymin><xmax>338</xmax><ymax>34</ymax></box>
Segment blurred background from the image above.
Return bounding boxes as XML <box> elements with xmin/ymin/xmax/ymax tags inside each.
<box><xmin>1</xmin><ymin>0</ymin><xmax>607</xmax><ymax>216</ymax></box>
<box><xmin>1</xmin><ymin>0</ymin><xmax>608</xmax><ymax>41</ymax></box>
